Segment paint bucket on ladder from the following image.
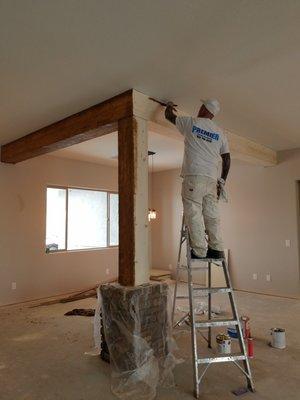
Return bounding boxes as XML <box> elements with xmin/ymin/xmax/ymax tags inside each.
<box><xmin>216</xmin><ymin>333</ymin><xmax>231</xmax><ymax>354</ymax></box>
<box><xmin>270</xmin><ymin>328</ymin><xmax>286</xmax><ymax>349</ymax></box>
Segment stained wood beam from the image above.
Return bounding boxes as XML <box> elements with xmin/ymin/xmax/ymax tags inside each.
<box><xmin>133</xmin><ymin>90</ymin><xmax>277</xmax><ymax>167</ymax></box>
<box><xmin>118</xmin><ymin>116</ymin><xmax>149</xmax><ymax>286</ymax></box>
<box><xmin>1</xmin><ymin>90</ymin><xmax>133</xmax><ymax>163</ymax></box>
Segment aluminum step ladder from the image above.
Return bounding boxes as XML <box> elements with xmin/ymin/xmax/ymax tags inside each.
<box><xmin>172</xmin><ymin>217</ymin><xmax>255</xmax><ymax>398</ymax></box>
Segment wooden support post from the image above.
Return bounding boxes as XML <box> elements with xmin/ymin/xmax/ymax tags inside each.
<box><xmin>118</xmin><ymin>116</ymin><xmax>149</xmax><ymax>286</ymax></box>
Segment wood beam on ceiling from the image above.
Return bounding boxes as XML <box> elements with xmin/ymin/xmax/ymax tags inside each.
<box><xmin>1</xmin><ymin>90</ymin><xmax>133</xmax><ymax>163</ymax></box>
<box><xmin>133</xmin><ymin>90</ymin><xmax>277</xmax><ymax>167</ymax></box>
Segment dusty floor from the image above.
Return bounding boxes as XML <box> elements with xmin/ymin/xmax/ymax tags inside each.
<box><xmin>0</xmin><ymin>283</ymin><xmax>299</xmax><ymax>400</ymax></box>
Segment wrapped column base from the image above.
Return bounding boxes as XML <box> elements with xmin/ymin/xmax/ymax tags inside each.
<box><xmin>100</xmin><ymin>282</ymin><xmax>173</xmax><ymax>400</ymax></box>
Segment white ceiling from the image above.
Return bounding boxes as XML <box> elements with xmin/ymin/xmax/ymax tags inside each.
<box><xmin>52</xmin><ymin>131</ymin><xmax>184</xmax><ymax>172</ymax></box>
<box><xmin>1</xmin><ymin>1</ymin><xmax>300</xmax><ymax>151</ymax></box>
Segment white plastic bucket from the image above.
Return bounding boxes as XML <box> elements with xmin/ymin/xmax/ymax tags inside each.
<box><xmin>270</xmin><ymin>328</ymin><xmax>286</xmax><ymax>349</ymax></box>
<box><xmin>216</xmin><ymin>334</ymin><xmax>231</xmax><ymax>354</ymax></box>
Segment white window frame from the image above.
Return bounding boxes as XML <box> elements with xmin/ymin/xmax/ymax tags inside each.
<box><xmin>46</xmin><ymin>185</ymin><xmax>118</xmax><ymax>253</ymax></box>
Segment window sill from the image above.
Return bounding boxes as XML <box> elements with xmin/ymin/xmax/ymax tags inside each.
<box><xmin>46</xmin><ymin>246</ymin><xmax>118</xmax><ymax>254</ymax></box>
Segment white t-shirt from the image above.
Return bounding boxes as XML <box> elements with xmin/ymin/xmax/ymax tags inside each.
<box><xmin>176</xmin><ymin>116</ymin><xmax>230</xmax><ymax>180</ymax></box>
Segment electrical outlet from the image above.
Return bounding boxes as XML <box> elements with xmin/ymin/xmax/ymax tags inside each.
<box><xmin>266</xmin><ymin>273</ymin><xmax>271</xmax><ymax>282</ymax></box>
<box><xmin>11</xmin><ymin>282</ymin><xmax>17</xmax><ymax>290</ymax></box>
<box><xmin>252</xmin><ymin>273</ymin><xmax>258</xmax><ymax>280</ymax></box>
<box><xmin>285</xmin><ymin>239</ymin><xmax>291</xmax><ymax>248</ymax></box>
<box><xmin>106</xmin><ymin>268</ymin><xmax>110</xmax><ymax>275</ymax></box>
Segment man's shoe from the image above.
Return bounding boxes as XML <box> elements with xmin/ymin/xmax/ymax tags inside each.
<box><xmin>191</xmin><ymin>249</ymin><xmax>207</xmax><ymax>259</ymax></box>
<box><xmin>206</xmin><ymin>247</ymin><xmax>225</xmax><ymax>260</ymax></box>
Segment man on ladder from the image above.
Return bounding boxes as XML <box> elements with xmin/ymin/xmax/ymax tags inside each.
<box><xmin>165</xmin><ymin>99</ymin><xmax>230</xmax><ymax>260</ymax></box>
<box><xmin>164</xmin><ymin>99</ymin><xmax>254</xmax><ymax>398</ymax></box>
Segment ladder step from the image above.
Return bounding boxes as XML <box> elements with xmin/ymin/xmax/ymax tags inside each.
<box><xmin>190</xmin><ymin>258</ymin><xmax>225</xmax><ymax>263</ymax></box>
<box><xmin>178</xmin><ymin>264</ymin><xmax>208</xmax><ymax>270</ymax></box>
<box><xmin>195</xmin><ymin>319</ymin><xmax>238</xmax><ymax>328</ymax></box>
<box><xmin>193</xmin><ymin>287</ymin><xmax>232</xmax><ymax>294</ymax></box>
<box><xmin>197</xmin><ymin>354</ymin><xmax>247</xmax><ymax>364</ymax></box>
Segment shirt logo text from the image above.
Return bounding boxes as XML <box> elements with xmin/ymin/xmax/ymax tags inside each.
<box><xmin>192</xmin><ymin>126</ymin><xmax>219</xmax><ymax>143</ymax></box>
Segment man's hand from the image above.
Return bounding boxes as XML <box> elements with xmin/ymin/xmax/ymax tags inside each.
<box><xmin>166</xmin><ymin>101</ymin><xmax>176</xmax><ymax>109</ymax></box>
<box><xmin>165</xmin><ymin>101</ymin><xmax>177</xmax><ymax>125</ymax></box>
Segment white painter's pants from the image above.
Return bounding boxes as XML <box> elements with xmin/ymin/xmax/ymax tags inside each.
<box><xmin>182</xmin><ymin>175</ymin><xmax>224</xmax><ymax>257</ymax></box>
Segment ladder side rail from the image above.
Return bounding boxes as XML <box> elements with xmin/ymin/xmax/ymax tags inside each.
<box><xmin>208</xmin><ymin>262</ymin><xmax>212</xmax><ymax>348</ymax></box>
<box><xmin>188</xmin><ymin>266</ymin><xmax>200</xmax><ymax>398</ymax></box>
<box><xmin>186</xmin><ymin>226</ymin><xmax>200</xmax><ymax>398</ymax></box>
<box><xmin>222</xmin><ymin>260</ymin><xmax>255</xmax><ymax>392</ymax></box>
<box><xmin>172</xmin><ymin>215</ymin><xmax>185</xmax><ymax>325</ymax></box>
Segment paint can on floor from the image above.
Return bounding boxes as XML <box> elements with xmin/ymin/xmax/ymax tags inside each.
<box><xmin>216</xmin><ymin>333</ymin><xmax>231</xmax><ymax>354</ymax></box>
<box><xmin>270</xmin><ymin>328</ymin><xmax>286</xmax><ymax>349</ymax></box>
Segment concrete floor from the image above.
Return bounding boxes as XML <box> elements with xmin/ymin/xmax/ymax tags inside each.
<box><xmin>1</xmin><ymin>283</ymin><xmax>299</xmax><ymax>400</ymax></box>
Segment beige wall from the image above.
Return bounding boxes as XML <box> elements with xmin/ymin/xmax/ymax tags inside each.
<box><xmin>0</xmin><ymin>156</ymin><xmax>118</xmax><ymax>306</ymax></box>
<box><xmin>2</xmin><ymin>148</ymin><xmax>300</xmax><ymax>305</ymax></box>
<box><xmin>151</xmin><ymin>149</ymin><xmax>300</xmax><ymax>298</ymax></box>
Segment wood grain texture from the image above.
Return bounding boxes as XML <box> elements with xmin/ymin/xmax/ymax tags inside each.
<box><xmin>118</xmin><ymin>116</ymin><xmax>149</xmax><ymax>286</ymax></box>
<box><xmin>1</xmin><ymin>90</ymin><xmax>133</xmax><ymax>163</ymax></box>
<box><xmin>118</xmin><ymin>117</ymin><xmax>135</xmax><ymax>286</ymax></box>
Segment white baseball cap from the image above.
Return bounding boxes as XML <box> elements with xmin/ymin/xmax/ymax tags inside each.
<box><xmin>201</xmin><ymin>99</ymin><xmax>220</xmax><ymax>116</ymax></box>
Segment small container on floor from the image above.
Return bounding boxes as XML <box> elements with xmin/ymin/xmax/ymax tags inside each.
<box><xmin>270</xmin><ymin>328</ymin><xmax>286</xmax><ymax>349</ymax></box>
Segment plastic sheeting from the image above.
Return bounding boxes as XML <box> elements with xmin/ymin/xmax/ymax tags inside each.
<box><xmin>100</xmin><ymin>283</ymin><xmax>179</xmax><ymax>400</ymax></box>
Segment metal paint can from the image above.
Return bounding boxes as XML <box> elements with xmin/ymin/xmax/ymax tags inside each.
<box><xmin>270</xmin><ymin>328</ymin><xmax>286</xmax><ymax>349</ymax></box>
<box><xmin>216</xmin><ymin>333</ymin><xmax>231</xmax><ymax>354</ymax></box>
